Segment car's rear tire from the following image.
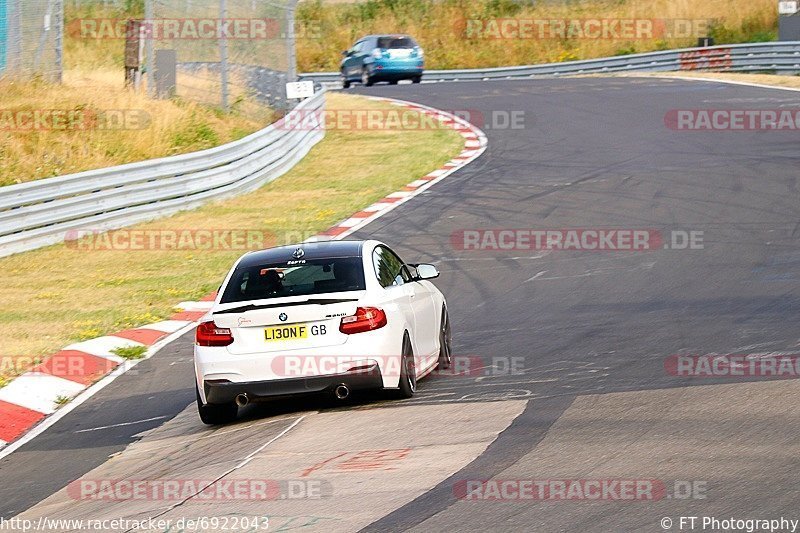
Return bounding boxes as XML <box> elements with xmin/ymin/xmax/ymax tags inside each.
<box><xmin>361</xmin><ymin>68</ymin><xmax>374</xmax><ymax>87</ymax></box>
<box><xmin>396</xmin><ymin>335</ymin><xmax>416</xmax><ymax>399</ymax></box>
<box><xmin>389</xmin><ymin>80</ymin><xmax>399</xmax><ymax>85</ymax></box>
<box><xmin>196</xmin><ymin>385</ymin><xmax>237</xmax><ymax>425</ymax></box>
<box><xmin>437</xmin><ymin>307</ymin><xmax>452</xmax><ymax>370</ymax></box>
<box><xmin>412</xmin><ymin>76</ymin><xmax>422</xmax><ymax>84</ymax></box>
<box><xmin>341</xmin><ymin>72</ymin><xmax>351</xmax><ymax>89</ymax></box>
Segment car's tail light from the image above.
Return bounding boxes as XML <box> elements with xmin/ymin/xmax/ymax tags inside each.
<box><xmin>196</xmin><ymin>321</ymin><xmax>233</xmax><ymax>346</ymax></box>
<box><xmin>339</xmin><ymin>307</ymin><xmax>387</xmax><ymax>334</ymax></box>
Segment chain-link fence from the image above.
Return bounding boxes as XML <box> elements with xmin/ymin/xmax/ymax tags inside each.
<box><xmin>0</xmin><ymin>0</ymin><xmax>64</xmax><ymax>81</ymax></box>
<box><xmin>149</xmin><ymin>0</ymin><xmax>298</xmax><ymax>114</ymax></box>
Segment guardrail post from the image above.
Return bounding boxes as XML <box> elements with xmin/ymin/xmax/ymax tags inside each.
<box><xmin>145</xmin><ymin>0</ymin><xmax>155</xmax><ymax>97</ymax></box>
<box><xmin>1</xmin><ymin>0</ymin><xmax>9</xmax><ymax>75</ymax></box>
<box><xmin>219</xmin><ymin>0</ymin><xmax>229</xmax><ymax>111</ymax></box>
<box><xmin>284</xmin><ymin>0</ymin><xmax>298</xmax><ymax>111</ymax></box>
<box><xmin>154</xmin><ymin>49</ymin><xmax>177</xmax><ymax>98</ymax></box>
<box><xmin>53</xmin><ymin>0</ymin><xmax>63</xmax><ymax>82</ymax></box>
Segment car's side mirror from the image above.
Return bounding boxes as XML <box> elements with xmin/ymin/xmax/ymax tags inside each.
<box><xmin>342</xmin><ymin>50</ymin><xmax>351</xmax><ymax>57</ymax></box>
<box><xmin>413</xmin><ymin>263</ymin><xmax>439</xmax><ymax>280</ymax></box>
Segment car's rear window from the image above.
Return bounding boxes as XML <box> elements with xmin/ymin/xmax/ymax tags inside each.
<box><xmin>377</xmin><ymin>36</ymin><xmax>417</xmax><ymax>49</ymax></box>
<box><xmin>220</xmin><ymin>257</ymin><xmax>366</xmax><ymax>304</ymax></box>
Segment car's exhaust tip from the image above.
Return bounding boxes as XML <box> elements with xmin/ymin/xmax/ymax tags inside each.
<box><xmin>235</xmin><ymin>393</ymin><xmax>249</xmax><ymax>407</ymax></box>
<box><xmin>334</xmin><ymin>384</ymin><xmax>350</xmax><ymax>400</ymax></box>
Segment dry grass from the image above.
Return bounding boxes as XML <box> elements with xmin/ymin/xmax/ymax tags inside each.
<box><xmin>0</xmin><ymin>92</ymin><xmax>464</xmax><ymax>384</ymax></box>
<box><xmin>297</xmin><ymin>0</ymin><xmax>778</xmax><ymax>71</ymax></box>
<box><xmin>60</xmin><ymin>1</ymin><xmax>778</xmax><ymax>74</ymax></box>
<box><xmin>0</xmin><ymin>70</ymin><xmax>269</xmax><ymax>186</ymax></box>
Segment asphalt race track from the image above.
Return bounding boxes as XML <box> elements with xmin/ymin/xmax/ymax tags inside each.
<box><xmin>3</xmin><ymin>77</ymin><xmax>800</xmax><ymax>532</ymax></box>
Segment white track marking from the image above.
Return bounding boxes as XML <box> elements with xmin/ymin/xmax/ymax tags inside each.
<box><xmin>338</xmin><ymin>218</ymin><xmax>364</xmax><ymax>228</ymax></box>
<box><xmin>363</xmin><ymin>203</ymin><xmax>391</xmax><ymax>212</ymax></box>
<box><xmin>525</xmin><ymin>271</ymin><xmax>549</xmax><ymax>282</ymax></box>
<box><xmin>73</xmin><ymin>416</ymin><xmax>170</xmax><ymax>433</ymax></box>
<box><xmin>175</xmin><ymin>301</ymin><xmax>214</xmax><ymax>311</ymax></box>
<box><xmin>426</xmin><ymin>169</ymin><xmax>448</xmax><ymax>178</ymax></box>
<box><xmin>137</xmin><ymin>320</ymin><xmax>192</xmax><ymax>333</ymax></box>
<box><xmin>0</xmin><ymin>374</ymin><xmax>86</xmax><ymax>414</ymax></box>
<box><xmin>126</xmin><ymin>415</ymin><xmax>307</xmax><ymax>531</ymax></box>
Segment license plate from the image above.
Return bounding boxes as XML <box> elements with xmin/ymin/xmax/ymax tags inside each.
<box><xmin>390</xmin><ymin>49</ymin><xmax>412</xmax><ymax>58</ymax></box>
<box><xmin>265</xmin><ymin>324</ymin><xmax>308</xmax><ymax>342</ymax></box>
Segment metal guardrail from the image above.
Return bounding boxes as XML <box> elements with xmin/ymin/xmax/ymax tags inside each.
<box><xmin>178</xmin><ymin>62</ymin><xmax>292</xmax><ymax>110</ymax></box>
<box><xmin>0</xmin><ymin>90</ymin><xmax>326</xmax><ymax>258</ymax></box>
<box><xmin>300</xmin><ymin>42</ymin><xmax>800</xmax><ymax>85</ymax></box>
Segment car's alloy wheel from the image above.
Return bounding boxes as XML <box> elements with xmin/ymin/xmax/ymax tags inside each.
<box><xmin>196</xmin><ymin>385</ymin><xmax>238</xmax><ymax>425</ymax></box>
<box><xmin>396</xmin><ymin>336</ymin><xmax>416</xmax><ymax>398</ymax></box>
<box><xmin>362</xmin><ymin>68</ymin><xmax>374</xmax><ymax>87</ymax></box>
<box><xmin>438</xmin><ymin>308</ymin><xmax>452</xmax><ymax>370</ymax></box>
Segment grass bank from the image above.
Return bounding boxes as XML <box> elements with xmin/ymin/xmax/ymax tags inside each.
<box><xmin>0</xmin><ymin>71</ymin><xmax>267</xmax><ymax>186</ymax></box>
<box><xmin>60</xmin><ymin>1</ymin><xmax>780</xmax><ymax>75</ymax></box>
<box><xmin>297</xmin><ymin>0</ymin><xmax>778</xmax><ymax>71</ymax></box>
<box><xmin>2</xmin><ymin>0</ymin><xmax>278</xmax><ymax>186</ymax></box>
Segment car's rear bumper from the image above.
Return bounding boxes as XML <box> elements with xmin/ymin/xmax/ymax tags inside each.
<box><xmin>369</xmin><ymin>61</ymin><xmax>424</xmax><ymax>79</ymax></box>
<box><xmin>204</xmin><ymin>369</ymin><xmax>384</xmax><ymax>404</ymax></box>
<box><xmin>195</xmin><ymin>322</ymin><xmax>408</xmax><ymax>398</ymax></box>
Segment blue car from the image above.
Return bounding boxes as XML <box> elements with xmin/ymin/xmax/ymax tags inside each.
<box><xmin>340</xmin><ymin>34</ymin><xmax>424</xmax><ymax>88</ymax></box>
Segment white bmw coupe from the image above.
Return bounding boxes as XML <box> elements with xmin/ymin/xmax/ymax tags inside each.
<box><xmin>194</xmin><ymin>240</ymin><xmax>451</xmax><ymax>424</ymax></box>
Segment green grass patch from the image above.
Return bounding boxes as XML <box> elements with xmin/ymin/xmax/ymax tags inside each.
<box><xmin>54</xmin><ymin>395</ymin><xmax>72</xmax><ymax>406</ymax></box>
<box><xmin>111</xmin><ymin>345</ymin><xmax>149</xmax><ymax>360</ymax></box>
